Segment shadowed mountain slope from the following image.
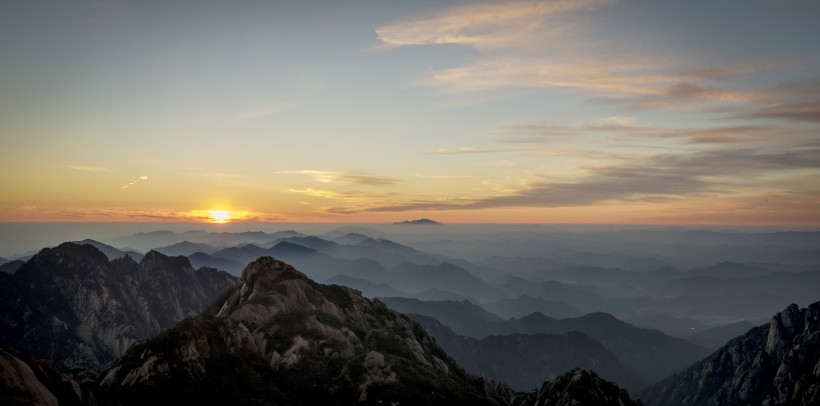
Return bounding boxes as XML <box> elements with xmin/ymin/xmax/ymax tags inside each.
<box><xmin>641</xmin><ymin>300</ymin><xmax>820</xmax><ymax>406</ymax></box>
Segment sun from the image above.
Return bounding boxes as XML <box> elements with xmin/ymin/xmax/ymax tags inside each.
<box><xmin>208</xmin><ymin>210</ymin><xmax>231</xmax><ymax>224</ymax></box>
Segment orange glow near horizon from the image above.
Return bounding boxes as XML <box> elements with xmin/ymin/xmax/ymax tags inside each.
<box><xmin>209</xmin><ymin>210</ymin><xmax>231</xmax><ymax>224</ymax></box>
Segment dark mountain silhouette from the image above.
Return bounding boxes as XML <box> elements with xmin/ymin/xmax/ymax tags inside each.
<box><xmin>380</xmin><ymin>297</ymin><xmax>710</xmax><ymax>385</ymax></box>
<box><xmin>411</xmin><ymin>314</ymin><xmax>647</xmax><ymax>392</ymax></box>
<box><xmin>0</xmin><ymin>259</ymin><xmax>24</xmax><ymax>275</ymax></box>
<box><xmin>393</xmin><ymin>218</ymin><xmax>442</xmax><ymax>225</ymax></box>
<box><xmin>154</xmin><ymin>241</ymin><xmax>222</xmax><ymax>257</ymax></box>
<box><xmin>187</xmin><ymin>251</ymin><xmax>245</xmax><ymax>276</ymax></box>
<box><xmin>483</xmin><ymin>295</ymin><xmax>583</xmax><ymax>320</ymax></box>
<box><xmin>379</xmin><ymin>297</ymin><xmax>503</xmax><ymax>338</ymax></box>
<box><xmin>495</xmin><ymin>312</ymin><xmax>710</xmax><ymax>385</ymax></box>
<box><xmin>511</xmin><ymin>368</ymin><xmax>641</xmax><ymax>406</ymax></box>
<box><xmin>641</xmin><ymin>301</ymin><xmax>820</xmax><ymax>406</ymax></box>
<box><xmin>687</xmin><ymin>261</ymin><xmax>773</xmax><ymax>279</ymax></box>
<box><xmin>0</xmin><ymin>242</ymin><xmax>237</xmax><ymax>377</ymax></box>
<box><xmin>72</xmin><ymin>239</ymin><xmax>144</xmax><ymax>261</ymax></box>
<box><xmin>325</xmin><ymin>274</ymin><xmax>408</xmax><ymax>298</ymax></box>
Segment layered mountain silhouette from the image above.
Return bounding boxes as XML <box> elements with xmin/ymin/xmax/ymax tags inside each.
<box><xmin>95</xmin><ymin>257</ymin><xmax>640</xmax><ymax>405</ymax></box>
<box><xmin>380</xmin><ymin>297</ymin><xmax>709</xmax><ymax>385</ymax></box>
<box><xmin>411</xmin><ymin>314</ymin><xmax>647</xmax><ymax>392</ymax></box>
<box><xmin>0</xmin><ymin>242</ymin><xmax>237</xmax><ymax>377</ymax></box>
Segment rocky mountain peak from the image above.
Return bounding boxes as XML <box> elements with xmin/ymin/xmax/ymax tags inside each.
<box><xmin>0</xmin><ymin>242</ymin><xmax>238</xmax><ymax>376</ymax></box>
<box><xmin>641</xmin><ymin>300</ymin><xmax>820</xmax><ymax>406</ymax></box>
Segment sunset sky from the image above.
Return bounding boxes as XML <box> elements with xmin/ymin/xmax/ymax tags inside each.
<box><xmin>1</xmin><ymin>0</ymin><xmax>819</xmax><ymax>224</ymax></box>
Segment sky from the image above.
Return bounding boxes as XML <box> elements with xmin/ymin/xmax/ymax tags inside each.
<box><xmin>1</xmin><ymin>0</ymin><xmax>819</xmax><ymax>225</ymax></box>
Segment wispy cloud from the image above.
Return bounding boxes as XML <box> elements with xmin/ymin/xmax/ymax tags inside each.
<box><xmin>337</xmin><ymin>148</ymin><xmax>820</xmax><ymax>213</ymax></box>
<box><xmin>279</xmin><ymin>170</ymin><xmax>398</xmax><ymax>186</ymax></box>
<box><xmin>376</xmin><ymin>1</ymin><xmax>777</xmax><ymax>111</ymax></box>
<box><xmin>65</xmin><ymin>164</ymin><xmax>109</xmax><ymax>172</ymax></box>
<box><xmin>739</xmin><ymin>101</ymin><xmax>820</xmax><ymax>123</ymax></box>
<box><xmin>495</xmin><ymin>118</ymin><xmax>816</xmax><ymax>146</ymax></box>
<box><xmin>376</xmin><ymin>0</ymin><xmax>613</xmax><ymax>50</ymax></box>
<box><xmin>120</xmin><ymin>175</ymin><xmax>148</xmax><ymax>190</ymax></box>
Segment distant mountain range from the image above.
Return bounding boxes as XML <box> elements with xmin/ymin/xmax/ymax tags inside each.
<box><xmin>411</xmin><ymin>314</ymin><xmax>647</xmax><ymax>392</ymax></box>
<box><xmin>380</xmin><ymin>297</ymin><xmax>710</xmax><ymax>385</ymax></box>
<box><xmin>393</xmin><ymin>218</ymin><xmax>442</xmax><ymax>225</ymax></box>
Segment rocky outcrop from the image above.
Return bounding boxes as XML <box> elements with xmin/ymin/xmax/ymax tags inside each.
<box><xmin>640</xmin><ymin>301</ymin><xmax>820</xmax><ymax>405</ymax></box>
<box><xmin>97</xmin><ymin>257</ymin><xmax>493</xmax><ymax>405</ymax></box>
<box><xmin>508</xmin><ymin>369</ymin><xmax>642</xmax><ymax>406</ymax></box>
<box><xmin>0</xmin><ymin>243</ymin><xmax>238</xmax><ymax>378</ymax></box>
<box><xmin>0</xmin><ymin>347</ymin><xmax>94</xmax><ymax>406</ymax></box>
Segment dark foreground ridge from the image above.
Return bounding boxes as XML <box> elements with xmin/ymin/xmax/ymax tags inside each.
<box><xmin>96</xmin><ymin>256</ymin><xmax>640</xmax><ymax>405</ymax></box>
<box><xmin>641</xmin><ymin>300</ymin><xmax>820</xmax><ymax>406</ymax></box>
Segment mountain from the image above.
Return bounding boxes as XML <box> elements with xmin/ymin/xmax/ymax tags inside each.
<box><xmin>324</xmin><ymin>274</ymin><xmax>408</xmax><ymax>298</ymax></box>
<box><xmin>379</xmin><ymin>297</ymin><xmax>503</xmax><ymax>338</ymax></box>
<box><xmin>95</xmin><ymin>256</ymin><xmax>641</xmax><ymax>405</ymax></box>
<box><xmin>385</xmin><ymin>297</ymin><xmax>709</xmax><ymax>385</ymax></box>
<box><xmin>0</xmin><ymin>242</ymin><xmax>238</xmax><ymax>376</ymax></box>
<box><xmin>687</xmin><ymin>261</ymin><xmax>774</xmax><ymax>279</ymax></box>
<box><xmin>686</xmin><ymin>320</ymin><xmax>756</xmax><ymax>350</ymax></box>
<box><xmin>0</xmin><ymin>259</ymin><xmax>24</xmax><ymax>275</ymax></box>
<box><xmin>641</xmin><ymin>301</ymin><xmax>820</xmax><ymax>406</ymax></box>
<box><xmin>393</xmin><ymin>218</ymin><xmax>442</xmax><ymax>225</ymax></box>
<box><xmin>96</xmin><ymin>257</ymin><xmax>494</xmax><ymax>405</ymax></box>
<box><xmin>154</xmin><ymin>241</ymin><xmax>221</xmax><ymax>257</ymax></box>
<box><xmin>512</xmin><ymin>369</ymin><xmax>641</xmax><ymax>406</ymax></box>
<box><xmin>483</xmin><ymin>295</ymin><xmax>583</xmax><ymax>320</ymax></box>
<box><xmin>496</xmin><ymin>312</ymin><xmax>711</xmax><ymax>385</ymax></box>
<box><xmin>72</xmin><ymin>239</ymin><xmax>144</xmax><ymax>261</ymax></box>
<box><xmin>187</xmin><ymin>251</ymin><xmax>245</xmax><ymax>276</ymax></box>
<box><xmin>411</xmin><ymin>314</ymin><xmax>646</xmax><ymax>392</ymax></box>
<box><xmin>0</xmin><ymin>347</ymin><xmax>94</xmax><ymax>406</ymax></box>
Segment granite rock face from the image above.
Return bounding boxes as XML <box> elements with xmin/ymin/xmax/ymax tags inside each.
<box><xmin>0</xmin><ymin>242</ymin><xmax>238</xmax><ymax>378</ymax></box>
<box><xmin>641</xmin><ymin>301</ymin><xmax>820</xmax><ymax>406</ymax></box>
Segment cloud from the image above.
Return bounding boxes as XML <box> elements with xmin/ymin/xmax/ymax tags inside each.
<box><xmin>376</xmin><ymin>0</ymin><xmax>613</xmax><ymax>50</ymax></box>
<box><xmin>279</xmin><ymin>170</ymin><xmax>398</xmax><ymax>186</ymax></box>
<box><xmin>120</xmin><ymin>175</ymin><xmax>149</xmax><ymax>190</ymax></box>
<box><xmin>376</xmin><ymin>1</ymin><xmax>783</xmax><ymax>112</ymax></box>
<box><xmin>346</xmin><ymin>148</ymin><xmax>820</xmax><ymax>213</ymax></box>
<box><xmin>65</xmin><ymin>164</ymin><xmax>109</xmax><ymax>172</ymax></box>
<box><xmin>495</xmin><ymin>118</ymin><xmax>815</xmax><ymax>146</ymax></box>
<box><xmin>739</xmin><ymin>101</ymin><xmax>820</xmax><ymax>123</ymax></box>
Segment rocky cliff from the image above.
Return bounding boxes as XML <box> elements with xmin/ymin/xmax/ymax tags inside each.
<box><xmin>641</xmin><ymin>300</ymin><xmax>820</xmax><ymax>405</ymax></box>
<box><xmin>0</xmin><ymin>242</ymin><xmax>238</xmax><ymax>377</ymax></box>
<box><xmin>0</xmin><ymin>347</ymin><xmax>94</xmax><ymax>406</ymax></box>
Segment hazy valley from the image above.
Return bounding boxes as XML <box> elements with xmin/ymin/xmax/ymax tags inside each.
<box><xmin>1</xmin><ymin>223</ymin><xmax>819</xmax><ymax>405</ymax></box>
